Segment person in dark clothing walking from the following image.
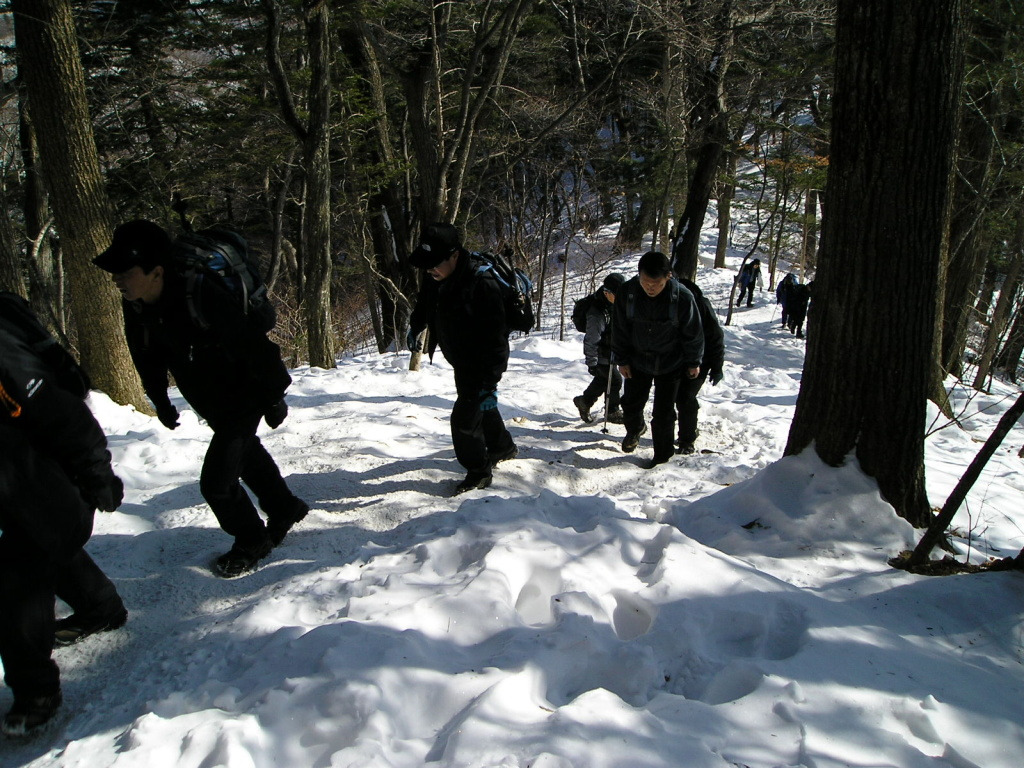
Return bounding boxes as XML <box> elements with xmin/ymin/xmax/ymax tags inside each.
<box><xmin>776</xmin><ymin>272</ymin><xmax>797</xmax><ymax>328</ymax></box>
<box><xmin>0</xmin><ymin>297</ymin><xmax>126</xmax><ymax>736</ymax></box>
<box><xmin>408</xmin><ymin>223</ymin><xmax>518</xmax><ymax>495</ymax></box>
<box><xmin>612</xmin><ymin>251</ymin><xmax>704</xmax><ymax>468</ymax></box>
<box><xmin>573</xmin><ymin>272</ymin><xmax>625</xmax><ymax>424</ymax></box>
<box><xmin>675</xmin><ymin>279</ymin><xmax>725</xmax><ymax>454</ymax></box>
<box><xmin>93</xmin><ymin>220</ymin><xmax>308</xmax><ymax>578</ymax></box>
<box><xmin>737</xmin><ymin>258</ymin><xmax>763</xmax><ymax>307</ymax></box>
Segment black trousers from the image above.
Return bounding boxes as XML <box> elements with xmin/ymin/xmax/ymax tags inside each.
<box><xmin>581</xmin><ymin>364</ymin><xmax>622</xmax><ymax>411</ymax></box>
<box><xmin>451</xmin><ymin>371</ymin><xmax>514</xmax><ymax>474</ymax></box>
<box><xmin>676</xmin><ymin>369</ymin><xmax>709</xmax><ymax>446</ymax></box>
<box><xmin>621</xmin><ymin>369</ymin><xmax>681</xmax><ymax>461</ymax></box>
<box><xmin>739</xmin><ymin>283</ymin><xmax>755</xmax><ymax>306</ymax></box>
<box><xmin>200</xmin><ymin>412</ymin><xmax>302</xmax><ymax>546</ymax></box>
<box><xmin>0</xmin><ymin>436</ymin><xmax>123</xmax><ymax>699</ymax></box>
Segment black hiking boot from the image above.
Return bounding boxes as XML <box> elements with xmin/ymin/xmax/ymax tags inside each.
<box><xmin>644</xmin><ymin>454</ymin><xmax>672</xmax><ymax>469</ymax></box>
<box><xmin>676</xmin><ymin>442</ymin><xmax>696</xmax><ymax>455</ymax></box>
<box><xmin>213</xmin><ymin>535</ymin><xmax>273</xmax><ymax>578</ymax></box>
<box><xmin>54</xmin><ymin>608</ymin><xmax>128</xmax><ymax>647</ymax></box>
<box><xmin>2</xmin><ymin>692</ymin><xmax>62</xmax><ymax>738</ymax></box>
<box><xmin>489</xmin><ymin>444</ymin><xmax>519</xmax><ymax>464</ymax></box>
<box><xmin>454</xmin><ymin>471</ymin><xmax>492</xmax><ymax>496</ymax></box>
<box><xmin>621</xmin><ymin>424</ymin><xmax>647</xmax><ymax>453</ymax></box>
<box><xmin>606</xmin><ymin>408</ymin><xmax>624</xmax><ymax>424</ymax></box>
<box><xmin>573</xmin><ymin>396</ymin><xmax>594</xmax><ymax>424</ymax></box>
<box><xmin>267</xmin><ymin>498</ymin><xmax>310</xmax><ymax>546</ymax></box>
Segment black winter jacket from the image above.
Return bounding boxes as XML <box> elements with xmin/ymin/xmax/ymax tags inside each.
<box><xmin>124</xmin><ymin>270</ymin><xmax>290</xmax><ymax>428</ymax></box>
<box><xmin>409</xmin><ymin>251</ymin><xmax>510</xmax><ymax>387</ymax></box>
<box><xmin>680</xmin><ymin>279</ymin><xmax>724</xmax><ymax>378</ymax></box>
<box><xmin>0</xmin><ymin>327</ymin><xmax>116</xmax><ymax>550</ymax></box>
<box><xmin>583</xmin><ymin>292</ymin><xmax>614</xmax><ymax>367</ymax></box>
<box><xmin>611</xmin><ymin>277</ymin><xmax>704</xmax><ymax>376</ymax></box>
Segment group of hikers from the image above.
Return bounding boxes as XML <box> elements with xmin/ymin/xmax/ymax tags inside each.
<box><xmin>0</xmin><ymin>217</ymin><xmax>806</xmax><ymax>736</ymax></box>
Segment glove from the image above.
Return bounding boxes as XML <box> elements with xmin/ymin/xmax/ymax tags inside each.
<box><xmin>264</xmin><ymin>398</ymin><xmax>288</xmax><ymax>429</ymax></box>
<box><xmin>478</xmin><ymin>387</ymin><xmax>498</xmax><ymax>411</ymax></box>
<box><xmin>155</xmin><ymin>403</ymin><xmax>179</xmax><ymax>430</ymax></box>
<box><xmin>407</xmin><ymin>328</ymin><xmax>422</xmax><ymax>352</ymax></box>
<box><xmin>81</xmin><ymin>475</ymin><xmax>124</xmax><ymax>513</ymax></box>
<box><xmin>710</xmin><ymin>370</ymin><xmax>723</xmax><ymax>386</ymax></box>
<box><xmin>588</xmin><ymin>365</ymin><xmax>600</xmax><ymax>377</ymax></box>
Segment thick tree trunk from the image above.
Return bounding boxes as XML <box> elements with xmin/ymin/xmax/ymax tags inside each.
<box><xmin>785</xmin><ymin>0</ymin><xmax>965</xmax><ymax>527</ymax></box>
<box><xmin>12</xmin><ymin>0</ymin><xmax>149</xmax><ymax>410</ymax></box>
<box><xmin>714</xmin><ymin>153</ymin><xmax>737</xmax><ymax>270</ymax></box>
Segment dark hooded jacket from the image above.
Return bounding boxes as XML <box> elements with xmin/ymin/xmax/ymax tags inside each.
<box><xmin>123</xmin><ymin>269</ymin><xmax>290</xmax><ymax>428</ymax></box>
<box><xmin>611</xmin><ymin>276</ymin><xmax>704</xmax><ymax>376</ymax></box>
<box><xmin>409</xmin><ymin>251</ymin><xmax>510</xmax><ymax>387</ymax></box>
<box><xmin>680</xmin><ymin>278</ymin><xmax>724</xmax><ymax>379</ymax></box>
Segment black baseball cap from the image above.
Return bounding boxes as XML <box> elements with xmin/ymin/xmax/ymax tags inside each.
<box><xmin>93</xmin><ymin>220</ymin><xmax>171</xmax><ymax>273</ymax></box>
<box><xmin>409</xmin><ymin>223</ymin><xmax>461</xmax><ymax>269</ymax></box>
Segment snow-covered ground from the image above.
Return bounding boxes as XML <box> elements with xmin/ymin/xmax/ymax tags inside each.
<box><xmin>3</xmin><ymin>250</ymin><xmax>1024</xmax><ymax>768</ymax></box>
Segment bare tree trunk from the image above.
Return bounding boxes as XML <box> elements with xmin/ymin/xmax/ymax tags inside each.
<box><xmin>785</xmin><ymin>0</ymin><xmax>965</xmax><ymax>526</ymax></box>
<box><xmin>12</xmin><ymin>0</ymin><xmax>149</xmax><ymax>410</ymax></box>
<box><xmin>715</xmin><ymin>153</ymin><xmax>736</xmax><ymax>270</ymax></box>
<box><xmin>972</xmin><ymin>252</ymin><xmax>1023</xmax><ymax>391</ymax></box>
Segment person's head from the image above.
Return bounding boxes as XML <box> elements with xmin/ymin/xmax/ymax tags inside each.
<box><xmin>93</xmin><ymin>220</ymin><xmax>172</xmax><ymax>304</ymax></box>
<box><xmin>637</xmin><ymin>251</ymin><xmax>672</xmax><ymax>298</ymax></box>
<box><xmin>751</xmin><ymin>258</ymin><xmax>761</xmax><ymax>268</ymax></box>
<box><xmin>409</xmin><ymin>223</ymin><xmax>462</xmax><ymax>282</ymax></box>
<box><xmin>602</xmin><ymin>272</ymin><xmax>625</xmax><ymax>304</ymax></box>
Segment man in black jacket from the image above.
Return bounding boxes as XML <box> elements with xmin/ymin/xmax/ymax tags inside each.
<box><xmin>94</xmin><ymin>220</ymin><xmax>307</xmax><ymax>578</ymax></box>
<box><xmin>0</xmin><ymin>299</ymin><xmax>126</xmax><ymax>736</ymax></box>
<box><xmin>408</xmin><ymin>223</ymin><xmax>517</xmax><ymax>495</ymax></box>
<box><xmin>675</xmin><ymin>278</ymin><xmax>725</xmax><ymax>454</ymax></box>
<box><xmin>573</xmin><ymin>272</ymin><xmax>625</xmax><ymax>424</ymax></box>
<box><xmin>612</xmin><ymin>251</ymin><xmax>704</xmax><ymax>468</ymax></box>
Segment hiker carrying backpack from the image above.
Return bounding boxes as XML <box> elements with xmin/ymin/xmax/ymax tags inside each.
<box><xmin>470</xmin><ymin>250</ymin><xmax>535</xmax><ymax>334</ymax></box>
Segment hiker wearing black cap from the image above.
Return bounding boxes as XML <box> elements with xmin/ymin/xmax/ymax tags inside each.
<box><xmin>612</xmin><ymin>251</ymin><xmax>704</xmax><ymax>468</ymax></box>
<box><xmin>0</xmin><ymin>294</ymin><xmax>126</xmax><ymax>736</ymax></box>
<box><xmin>407</xmin><ymin>223</ymin><xmax>518</xmax><ymax>495</ymax></box>
<box><xmin>93</xmin><ymin>220</ymin><xmax>308</xmax><ymax>578</ymax></box>
<box><xmin>675</xmin><ymin>278</ymin><xmax>725</xmax><ymax>454</ymax></box>
<box><xmin>572</xmin><ymin>272</ymin><xmax>625</xmax><ymax>424</ymax></box>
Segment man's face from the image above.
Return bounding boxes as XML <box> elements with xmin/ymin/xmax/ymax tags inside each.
<box><xmin>639</xmin><ymin>271</ymin><xmax>670</xmax><ymax>298</ymax></box>
<box><xmin>427</xmin><ymin>251</ymin><xmax>458</xmax><ymax>281</ymax></box>
<box><xmin>113</xmin><ymin>265</ymin><xmax>164</xmax><ymax>303</ymax></box>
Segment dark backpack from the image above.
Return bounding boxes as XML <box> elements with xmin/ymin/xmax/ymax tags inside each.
<box><xmin>0</xmin><ymin>291</ymin><xmax>91</xmax><ymax>398</ymax></box>
<box><xmin>571</xmin><ymin>292</ymin><xmax>598</xmax><ymax>333</ymax></box>
<box><xmin>170</xmin><ymin>227</ymin><xmax>276</xmax><ymax>333</ymax></box>
<box><xmin>472</xmin><ymin>251</ymin><xmax>535</xmax><ymax>334</ymax></box>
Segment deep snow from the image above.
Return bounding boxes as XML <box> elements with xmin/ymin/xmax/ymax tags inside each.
<box><xmin>2</xmin><ymin>249</ymin><xmax>1023</xmax><ymax>768</ymax></box>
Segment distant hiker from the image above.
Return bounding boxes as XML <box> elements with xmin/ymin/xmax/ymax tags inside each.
<box><xmin>572</xmin><ymin>272</ymin><xmax>626</xmax><ymax>425</ymax></box>
<box><xmin>0</xmin><ymin>295</ymin><xmax>127</xmax><ymax>736</ymax></box>
<box><xmin>776</xmin><ymin>272</ymin><xmax>797</xmax><ymax>327</ymax></box>
<box><xmin>787</xmin><ymin>281</ymin><xmax>812</xmax><ymax>339</ymax></box>
<box><xmin>612</xmin><ymin>251</ymin><xmax>704</xmax><ymax>468</ymax></box>
<box><xmin>737</xmin><ymin>258</ymin><xmax>763</xmax><ymax>307</ymax></box>
<box><xmin>675</xmin><ymin>279</ymin><xmax>725</xmax><ymax>455</ymax></box>
<box><xmin>93</xmin><ymin>220</ymin><xmax>308</xmax><ymax>578</ymax></box>
<box><xmin>408</xmin><ymin>223</ymin><xmax>518</xmax><ymax>495</ymax></box>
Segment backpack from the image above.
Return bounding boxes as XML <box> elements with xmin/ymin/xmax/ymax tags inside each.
<box><xmin>472</xmin><ymin>251</ymin><xmax>535</xmax><ymax>334</ymax></box>
<box><xmin>170</xmin><ymin>227</ymin><xmax>276</xmax><ymax>333</ymax></box>
<box><xmin>0</xmin><ymin>291</ymin><xmax>91</xmax><ymax>398</ymax></box>
<box><xmin>571</xmin><ymin>292</ymin><xmax>598</xmax><ymax>333</ymax></box>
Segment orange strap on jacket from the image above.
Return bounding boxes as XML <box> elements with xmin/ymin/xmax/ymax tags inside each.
<box><xmin>0</xmin><ymin>380</ymin><xmax>22</xmax><ymax>418</ymax></box>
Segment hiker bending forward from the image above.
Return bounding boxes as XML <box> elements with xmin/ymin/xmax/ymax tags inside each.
<box><xmin>408</xmin><ymin>223</ymin><xmax>518</xmax><ymax>495</ymax></box>
<box><xmin>93</xmin><ymin>220</ymin><xmax>308</xmax><ymax>578</ymax></box>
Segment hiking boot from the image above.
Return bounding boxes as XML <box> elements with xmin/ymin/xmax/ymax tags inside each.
<box><xmin>621</xmin><ymin>424</ymin><xmax>647</xmax><ymax>453</ymax></box>
<box><xmin>489</xmin><ymin>444</ymin><xmax>519</xmax><ymax>464</ymax></box>
<box><xmin>573</xmin><ymin>396</ymin><xmax>594</xmax><ymax>424</ymax></box>
<box><xmin>267</xmin><ymin>498</ymin><xmax>309</xmax><ymax>546</ymax></box>
<box><xmin>454</xmin><ymin>471</ymin><xmax>492</xmax><ymax>496</ymax></box>
<box><xmin>213</xmin><ymin>535</ymin><xmax>273</xmax><ymax>578</ymax></box>
<box><xmin>2</xmin><ymin>692</ymin><xmax>62</xmax><ymax>737</ymax></box>
<box><xmin>606</xmin><ymin>408</ymin><xmax>624</xmax><ymax>424</ymax></box>
<box><xmin>54</xmin><ymin>608</ymin><xmax>128</xmax><ymax>647</ymax></box>
<box><xmin>645</xmin><ymin>455</ymin><xmax>671</xmax><ymax>469</ymax></box>
<box><xmin>676</xmin><ymin>442</ymin><xmax>696</xmax><ymax>455</ymax></box>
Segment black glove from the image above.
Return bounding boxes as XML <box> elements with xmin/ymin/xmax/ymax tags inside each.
<box><xmin>264</xmin><ymin>398</ymin><xmax>288</xmax><ymax>429</ymax></box>
<box><xmin>155</xmin><ymin>403</ymin><xmax>179</xmax><ymax>430</ymax></box>
<box><xmin>407</xmin><ymin>328</ymin><xmax>422</xmax><ymax>352</ymax></box>
<box><xmin>587</xmin><ymin>365</ymin><xmax>600</xmax><ymax>377</ymax></box>
<box><xmin>81</xmin><ymin>475</ymin><xmax>124</xmax><ymax>513</ymax></box>
<box><xmin>710</xmin><ymin>370</ymin><xmax>723</xmax><ymax>386</ymax></box>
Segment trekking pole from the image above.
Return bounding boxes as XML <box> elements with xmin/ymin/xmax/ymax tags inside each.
<box><xmin>601</xmin><ymin>361</ymin><xmax>614</xmax><ymax>434</ymax></box>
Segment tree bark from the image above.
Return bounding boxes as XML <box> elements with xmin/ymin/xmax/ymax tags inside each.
<box><xmin>12</xmin><ymin>0</ymin><xmax>149</xmax><ymax>410</ymax></box>
<box><xmin>784</xmin><ymin>0</ymin><xmax>965</xmax><ymax>527</ymax></box>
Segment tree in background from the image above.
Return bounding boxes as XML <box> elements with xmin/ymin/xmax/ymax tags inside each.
<box><xmin>11</xmin><ymin>0</ymin><xmax>149</xmax><ymax>410</ymax></box>
<box><xmin>785</xmin><ymin>0</ymin><xmax>966</xmax><ymax>526</ymax></box>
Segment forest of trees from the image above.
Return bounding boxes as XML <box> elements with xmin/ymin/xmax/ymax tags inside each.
<box><xmin>1</xmin><ymin>0</ymin><xmax>1022</xmax><ymax>526</ymax></box>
